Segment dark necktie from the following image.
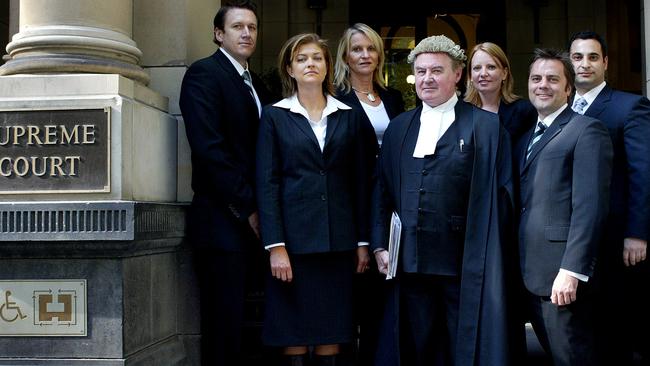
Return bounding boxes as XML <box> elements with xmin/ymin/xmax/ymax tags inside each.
<box><xmin>526</xmin><ymin>121</ymin><xmax>547</xmax><ymax>160</ymax></box>
<box><xmin>242</xmin><ymin>70</ymin><xmax>255</xmax><ymax>98</ymax></box>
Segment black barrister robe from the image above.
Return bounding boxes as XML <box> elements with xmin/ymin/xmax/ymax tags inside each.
<box><xmin>371</xmin><ymin>101</ymin><xmax>521</xmax><ymax>366</ymax></box>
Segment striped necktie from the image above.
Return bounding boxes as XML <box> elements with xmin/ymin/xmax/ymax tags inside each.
<box><xmin>572</xmin><ymin>97</ymin><xmax>588</xmax><ymax>114</ymax></box>
<box><xmin>242</xmin><ymin>70</ymin><xmax>255</xmax><ymax>98</ymax></box>
<box><xmin>526</xmin><ymin>121</ymin><xmax>547</xmax><ymax>160</ymax></box>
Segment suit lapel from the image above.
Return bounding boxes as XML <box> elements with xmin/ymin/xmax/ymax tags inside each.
<box><xmin>584</xmin><ymin>85</ymin><xmax>612</xmax><ymax>119</ymax></box>
<box><xmin>519</xmin><ymin>128</ymin><xmax>534</xmax><ymax>174</ymax></box>
<box><xmin>213</xmin><ymin>51</ymin><xmax>258</xmax><ymax>110</ymax></box>
<box><xmin>394</xmin><ymin>107</ymin><xmax>422</xmax><ymax>213</ymax></box>
<box><xmin>522</xmin><ymin>107</ymin><xmax>573</xmax><ymax>173</ymax></box>
<box><xmin>324</xmin><ymin>110</ymin><xmax>341</xmax><ymax>151</ymax></box>
<box><xmin>287</xmin><ymin>112</ymin><xmax>321</xmax><ymax>152</ymax></box>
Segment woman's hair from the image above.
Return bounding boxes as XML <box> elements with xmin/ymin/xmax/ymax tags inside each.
<box><xmin>277</xmin><ymin>33</ymin><xmax>334</xmax><ymax>98</ymax></box>
<box><xmin>464</xmin><ymin>42</ymin><xmax>519</xmax><ymax>107</ymax></box>
<box><xmin>333</xmin><ymin>23</ymin><xmax>386</xmax><ymax>93</ymax></box>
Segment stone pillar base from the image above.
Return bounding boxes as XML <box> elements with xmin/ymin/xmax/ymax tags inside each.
<box><xmin>0</xmin><ymin>202</ymin><xmax>200</xmax><ymax>366</ymax></box>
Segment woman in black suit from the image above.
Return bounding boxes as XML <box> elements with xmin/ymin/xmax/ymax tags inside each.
<box><xmin>256</xmin><ymin>33</ymin><xmax>378</xmax><ymax>366</ymax></box>
<box><xmin>332</xmin><ymin>23</ymin><xmax>405</xmax><ymax>366</ymax></box>
<box><xmin>464</xmin><ymin>42</ymin><xmax>536</xmax><ymax>143</ymax></box>
<box><xmin>334</xmin><ymin>23</ymin><xmax>405</xmax><ymax>145</ymax></box>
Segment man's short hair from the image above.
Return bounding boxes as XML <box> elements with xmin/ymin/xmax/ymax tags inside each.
<box><xmin>407</xmin><ymin>35</ymin><xmax>467</xmax><ymax>70</ymax></box>
<box><xmin>213</xmin><ymin>0</ymin><xmax>258</xmax><ymax>45</ymax></box>
<box><xmin>529</xmin><ymin>48</ymin><xmax>575</xmax><ymax>92</ymax></box>
<box><xmin>567</xmin><ymin>31</ymin><xmax>608</xmax><ymax>57</ymax></box>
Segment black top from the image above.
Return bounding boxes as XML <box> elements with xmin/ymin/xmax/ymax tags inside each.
<box><xmin>498</xmin><ymin>98</ymin><xmax>537</xmax><ymax>144</ymax></box>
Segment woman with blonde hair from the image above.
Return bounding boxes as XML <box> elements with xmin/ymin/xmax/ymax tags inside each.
<box><xmin>465</xmin><ymin>42</ymin><xmax>536</xmax><ymax>141</ymax></box>
<box><xmin>256</xmin><ymin>33</ymin><xmax>377</xmax><ymax>366</ymax></box>
<box><xmin>334</xmin><ymin>23</ymin><xmax>404</xmax><ymax>145</ymax></box>
<box><xmin>333</xmin><ymin>23</ymin><xmax>404</xmax><ymax>366</ymax></box>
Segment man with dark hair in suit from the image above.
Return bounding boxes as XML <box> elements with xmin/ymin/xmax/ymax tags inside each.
<box><xmin>371</xmin><ymin>35</ymin><xmax>521</xmax><ymax>366</ymax></box>
<box><xmin>568</xmin><ymin>30</ymin><xmax>650</xmax><ymax>365</ymax></box>
<box><xmin>517</xmin><ymin>48</ymin><xmax>613</xmax><ymax>366</ymax></box>
<box><xmin>179</xmin><ymin>1</ymin><xmax>272</xmax><ymax>364</ymax></box>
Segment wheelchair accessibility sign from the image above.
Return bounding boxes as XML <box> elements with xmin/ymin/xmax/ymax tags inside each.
<box><xmin>0</xmin><ymin>280</ymin><xmax>86</xmax><ymax>336</ymax></box>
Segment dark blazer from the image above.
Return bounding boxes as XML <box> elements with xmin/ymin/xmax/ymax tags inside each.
<box><xmin>517</xmin><ymin>107</ymin><xmax>613</xmax><ymax>296</ymax></box>
<box><xmin>498</xmin><ymin>98</ymin><xmax>537</xmax><ymax>144</ymax></box>
<box><xmin>335</xmin><ymin>85</ymin><xmax>405</xmax><ymax>122</ymax></box>
<box><xmin>582</xmin><ymin>85</ymin><xmax>650</xmax><ymax>244</ymax></box>
<box><xmin>179</xmin><ymin>50</ymin><xmax>273</xmax><ymax>250</ymax></box>
<box><xmin>256</xmin><ymin>101</ymin><xmax>378</xmax><ymax>254</ymax></box>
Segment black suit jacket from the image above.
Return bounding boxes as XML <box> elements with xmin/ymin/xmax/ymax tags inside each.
<box><xmin>256</xmin><ymin>102</ymin><xmax>378</xmax><ymax>254</ymax></box>
<box><xmin>179</xmin><ymin>50</ymin><xmax>273</xmax><ymax>250</ymax></box>
<box><xmin>517</xmin><ymin>107</ymin><xmax>613</xmax><ymax>296</ymax></box>
<box><xmin>582</xmin><ymin>85</ymin><xmax>650</xmax><ymax>245</ymax></box>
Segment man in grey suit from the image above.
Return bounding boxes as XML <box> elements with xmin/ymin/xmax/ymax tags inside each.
<box><xmin>517</xmin><ymin>48</ymin><xmax>613</xmax><ymax>366</ymax></box>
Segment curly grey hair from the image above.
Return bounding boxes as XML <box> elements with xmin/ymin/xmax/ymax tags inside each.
<box><xmin>407</xmin><ymin>35</ymin><xmax>467</xmax><ymax>69</ymax></box>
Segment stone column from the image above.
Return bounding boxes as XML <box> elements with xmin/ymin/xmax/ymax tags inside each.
<box><xmin>0</xmin><ymin>0</ymin><xmax>149</xmax><ymax>84</ymax></box>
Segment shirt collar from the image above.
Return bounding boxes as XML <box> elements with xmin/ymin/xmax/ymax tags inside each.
<box><xmin>539</xmin><ymin>103</ymin><xmax>568</xmax><ymax>127</ymax></box>
<box><xmin>574</xmin><ymin>81</ymin><xmax>606</xmax><ymax>105</ymax></box>
<box><xmin>274</xmin><ymin>94</ymin><xmax>351</xmax><ymax>121</ymax></box>
<box><xmin>219</xmin><ymin>47</ymin><xmax>249</xmax><ymax>77</ymax></box>
<box><xmin>422</xmin><ymin>93</ymin><xmax>458</xmax><ymax>114</ymax></box>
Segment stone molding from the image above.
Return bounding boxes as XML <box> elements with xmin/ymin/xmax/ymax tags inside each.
<box><xmin>1</xmin><ymin>25</ymin><xmax>150</xmax><ymax>84</ymax></box>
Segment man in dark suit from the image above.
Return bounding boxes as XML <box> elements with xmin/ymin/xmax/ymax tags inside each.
<box><xmin>517</xmin><ymin>48</ymin><xmax>613</xmax><ymax>366</ymax></box>
<box><xmin>371</xmin><ymin>35</ymin><xmax>519</xmax><ymax>366</ymax></box>
<box><xmin>179</xmin><ymin>1</ymin><xmax>272</xmax><ymax>364</ymax></box>
<box><xmin>568</xmin><ymin>31</ymin><xmax>650</xmax><ymax>365</ymax></box>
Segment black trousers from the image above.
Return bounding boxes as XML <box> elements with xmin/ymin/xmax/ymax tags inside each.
<box><xmin>399</xmin><ymin>273</ymin><xmax>460</xmax><ymax>366</ymax></box>
<box><xmin>594</xmin><ymin>257</ymin><xmax>650</xmax><ymax>366</ymax></box>
<box><xmin>526</xmin><ymin>285</ymin><xmax>597</xmax><ymax>366</ymax></box>
<box><xmin>354</xmin><ymin>260</ymin><xmax>387</xmax><ymax>366</ymax></box>
<box><xmin>194</xmin><ymin>248</ymin><xmax>247</xmax><ymax>366</ymax></box>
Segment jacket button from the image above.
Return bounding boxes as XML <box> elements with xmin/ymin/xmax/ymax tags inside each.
<box><xmin>421</xmin><ymin>169</ymin><xmax>428</xmax><ymax>175</ymax></box>
<box><xmin>521</xmin><ymin>207</ymin><xmax>526</xmax><ymax>214</ymax></box>
<box><xmin>320</xmin><ymin>170</ymin><xmax>326</xmax><ymax>176</ymax></box>
<box><xmin>321</xmin><ymin>194</ymin><xmax>326</xmax><ymax>201</ymax></box>
<box><xmin>419</xmin><ymin>188</ymin><xmax>425</xmax><ymax>194</ymax></box>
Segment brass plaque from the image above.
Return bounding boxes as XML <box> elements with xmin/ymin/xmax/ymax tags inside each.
<box><xmin>0</xmin><ymin>108</ymin><xmax>110</xmax><ymax>194</ymax></box>
<box><xmin>0</xmin><ymin>280</ymin><xmax>87</xmax><ymax>336</ymax></box>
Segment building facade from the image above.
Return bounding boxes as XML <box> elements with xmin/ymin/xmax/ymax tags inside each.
<box><xmin>0</xmin><ymin>0</ymin><xmax>648</xmax><ymax>364</ymax></box>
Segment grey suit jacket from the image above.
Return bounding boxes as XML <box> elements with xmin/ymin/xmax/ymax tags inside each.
<box><xmin>517</xmin><ymin>106</ymin><xmax>613</xmax><ymax>296</ymax></box>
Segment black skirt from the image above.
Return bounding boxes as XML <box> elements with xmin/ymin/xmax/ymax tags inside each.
<box><xmin>262</xmin><ymin>250</ymin><xmax>356</xmax><ymax>346</ymax></box>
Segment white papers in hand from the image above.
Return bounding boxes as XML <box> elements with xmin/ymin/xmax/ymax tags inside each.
<box><xmin>386</xmin><ymin>212</ymin><xmax>402</xmax><ymax>280</ymax></box>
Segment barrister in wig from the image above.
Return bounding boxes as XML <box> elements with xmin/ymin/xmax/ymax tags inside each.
<box><xmin>256</xmin><ymin>33</ymin><xmax>377</xmax><ymax>366</ymax></box>
<box><xmin>371</xmin><ymin>35</ymin><xmax>521</xmax><ymax>366</ymax></box>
